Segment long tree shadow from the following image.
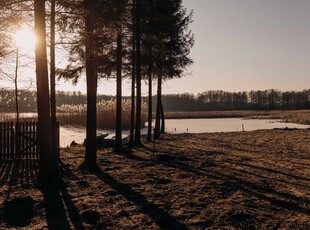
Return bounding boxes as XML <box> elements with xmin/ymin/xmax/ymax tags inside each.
<box><xmin>116</xmin><ymin>148</ymin><xmax>205</xmax><ymax>176</ymax></box>
<box><xmin>0</xmin><ymin>159</ymin><xmax>84</xmax><ymax>229</ymax></box>
<box><xmin>0</xmin><ymin>159</ymin><xmax>39</xmax><ymax>189</ymax></box>
<box><xmin>115</xmin><ymin>148</ymin><xmax>310</xmax><ymax>216</ymax></box>
<box><xmin>38</xmin><ymin>161</ymin><xmax>84</xmax><ymax>230</ymax></box>
<box><xmin>222</xmin><ymin>159</ymin><xmax>310</xmax><ymax>182</ymax></box>
<box><xmin>205</xmin><ymin>168</ymin><xmax>310</xmax><ymax>215</ymax></box>
<box><xmin>94</xmin><ymin>167</ymin><xmax>187</xmax><ymax>230</ymax></box>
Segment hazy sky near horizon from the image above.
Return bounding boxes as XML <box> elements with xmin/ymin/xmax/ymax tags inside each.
<box><xmin>3</xmin><ymin>0</ymin><xmax>310</xmax><ymax>95</ymax></box>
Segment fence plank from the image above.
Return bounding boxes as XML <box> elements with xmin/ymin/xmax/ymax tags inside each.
<box><xmin>0</xmin><ymin>121</ymin><xmax>59</xmax><ymax>160</ymax></box>
<box><xmin>0</xmin><ymin>123</ymin><xmax>2</xmax><ymax>160</ymax></box>
<box><xmin>6</xmin><ymin>122</ymin><xmax>9</xmax><ymax>159</ymax></box>
<box><xmin>10</xmin><ymin>122</ymin><xmax>15</xmax><ymax>159</ymax></box>
<box><xmin>33</xmin><ymin>122</ymin><xmax>37</xmax><ymax>158</ymax></box>
<box><xmin>16</xmin><ymin>122</ymin><xmax>20</xmax><ymax>159</ymax></box>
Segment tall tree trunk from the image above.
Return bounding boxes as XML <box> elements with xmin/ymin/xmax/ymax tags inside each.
<box><xmin>154</xmin><ymin>75</ymin><xmax>162</xmax><ymax>139</ymax></box>
<box><xmin>134</xmin><ymin>0</ymin><xmax>142</xmax><ymax>146</ymax></box>
<box><xmin>34</xmin><ymin>0</ymin><xmax>57</xmax><ymax>181</ymax></box>
<box><xmin>50</xmin><ymin>0</ymin><xmax>58</xmax><ymax>161</ymax></box>
<box><xmin>146</xmin><ymin>0</ymin><xmax>153</xmax><ymax>142</ymax></box>
<box><xmin>146</xmin><ymin>57</ymin><xmax>152</xmax><ymax>142</ymax></box>
<box><xmin>115</xmin><ymin>32</ymin><xmax>122</xmax><ymax>152</ymax></box>
<box><xmin>129</xmin><ymin>0</ymin><xmax>136</xmax><ymax>147</ymax></box>
<box><xmin>82</xmin><ymin>0</ymin><xmax>97</xmax><ymax>170</ymax></box>
<box><xmin>14</xmin><ymin>49</ymin><xmax>19</xmax><ymax>122</ymax></box>
<box><xmin>160</xmin><ymin>98</ymin><xmax>165</xmax><ymax>133</ymax></box>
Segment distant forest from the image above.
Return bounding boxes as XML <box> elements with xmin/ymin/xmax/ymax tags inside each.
<box><xmin>0</xmin><ymin>88</ymin><xmax>309</xmax><ymax>113</ymax></box>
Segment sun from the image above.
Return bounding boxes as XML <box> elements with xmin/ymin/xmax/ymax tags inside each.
<box><xmin>13</xmin><ymin>27</ymin><xmax>37</xmax><ymax>52</ymax></box>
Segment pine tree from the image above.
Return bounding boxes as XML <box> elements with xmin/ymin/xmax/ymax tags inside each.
<box><xmin>152</xmin><ymin>0</ymin><xmax>194</xmax><ymax>138</ymax></box>
<box><xmin>34</xmin><ymin>0</ymin><xmax>59</xmax><ymax>182</ymax></box>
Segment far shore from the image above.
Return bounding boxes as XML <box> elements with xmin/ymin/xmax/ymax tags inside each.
<box><xmin>1</xmin><ymin>110</ymin><xmax>310</xmax><ymax>127</ymax></box>
<box><xmin>163</xmin><ymin>110</ymin><xmax>310</xmax><ymax>125</ymax></box>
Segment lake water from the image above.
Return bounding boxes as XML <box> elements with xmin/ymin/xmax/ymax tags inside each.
<box><xmin>59</xmin><ymin>118</ymin><xmax>310</xmax><ymax>147</ymax></box>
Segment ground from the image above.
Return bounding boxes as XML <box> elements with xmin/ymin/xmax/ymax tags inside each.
<box><xmin>0</xmin><ymin>129</ymin><xmax>309</xmax><ymax>229</ymax></box>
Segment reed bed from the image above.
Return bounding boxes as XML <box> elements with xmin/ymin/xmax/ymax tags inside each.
<box><xmin>0</xmin><ymin>113</ymin><xmax>37</xmax><ymax>122</ymax></box>
<box><xmin>57</xmin><ymin>99</ymin><xmax>148</xmax><ymax>129</ymax></box>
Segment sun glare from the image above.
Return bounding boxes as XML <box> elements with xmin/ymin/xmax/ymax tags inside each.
<box><xmin>13</xmin><ymin>27</ymin><xmax>37</xmax><ymax>52</ymax></box>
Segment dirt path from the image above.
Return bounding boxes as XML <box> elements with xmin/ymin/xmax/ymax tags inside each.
<box><xmin>0</xmin><ymin>130</ymin><xmax>309</xmax><ymax>229</ymax></box>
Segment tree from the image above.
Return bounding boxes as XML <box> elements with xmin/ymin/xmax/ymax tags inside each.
<box><xmin>82</xmin><ymin>0</ymin><xmax>98</xmax><ymax>170</ymax></box>
<box><xmin>57</xmin><ymin>0</ymin><xmax>129</xmax><ymax>162</ymax></box>
<box><xmin>50</xmin><ymin>0</ymin><xmax>58</xmax><ymax>160</ymax></box>
<box><xmin>153</xmin><ymin>0</ymin><xmax>194</xmax><ymax>138</ymax></box>
<box><xmin>134</xmin><ymin>0</ymin><xmax>142</xmax><ymax>146</ymax></box>
<box><xmin>129</xmin><ymin>0</ymin><xmax>136</xmax><ymax>146</ymax></box>
<box><xmin>115</xmin><ymin>32</ymin><xmax>123</xmax><ymax>151</ymax></box>
<box><xmin>34</xmin><ymin>0</ymin><xmax>58</xmax><ymax>182</ymax></box>
<box><xmin>146</xmin><ymin>0</ymin><xmax>154</xmax><ymax>142</ymax></box>
<box><xmin>0</xmin><ymin>1</ymin><xmax>31</xmax><ymax>119</ymax></box>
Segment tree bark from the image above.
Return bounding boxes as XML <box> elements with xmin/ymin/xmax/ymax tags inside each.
<box><xmin>82</xmin><ymin>0</ymin><xmax>97</xmax><ymax>170</ymax></box>
<box><xmin>134</xmin><ymin>0</ymin><xmax>142</xmax><ymax>146</ymax></box>
<box><xmin>154</xmin><ymin>75</ymin><xmax>162</xmax><ymax>139</ymax></box>
<box><xmin>34</xmin><ymin>0</ymin><xmax>57</xmax><ymax>182</ymax></box>
<box><xmin>14</xmin><ymin>49</ymin><xmax>19</xmax><ymax>122</ymax></box>
<box><xmin>146</xmin><ymin>59</ymin><xmax>152</xmax><ymax>142</ymax></box>
<box><xmin>50</xmin><ymin>0</ymin><xmax>58</xmax><ymax>162</ymax></box>
<box><xmin>114</xmin><ymin>32</ymin><xmax>122</xmax><ymax>152</ymax></box>
<box><xmin>146</xmin><ymin>0</ymin><xmax>153</xmax><ymax>142</ymax></box>
<box><xmin>129</xmin><ymin>0</ymin><xmax>136</xmax><ymax>147</ymax></box>
<box><xmin>160</xmin><ymin>97</ymin><xmax>165</xmax><ymax>133</ymax></box>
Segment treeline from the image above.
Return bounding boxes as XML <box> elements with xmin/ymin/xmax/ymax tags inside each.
<box><xmin>0</xmin><ymin>89</ymin><xmax>114</xmax><ymax>112</ymax></box>
<box><xmin>1</xmin><ymin>88</ymin><xmax>309</xmax><ymax>113</ymax></box>
<box><xmin>162</xmin><ymin>89</ymin><xmax>310</xmax><ymax>111</ymax></box>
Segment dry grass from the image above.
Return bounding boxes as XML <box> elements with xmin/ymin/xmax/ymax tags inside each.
<box><xmin>164</xmin><ymin>110</ymin><xmax>310</xmax><ymax>125</ymax></box>
<box><xmin>57</xmin><ymin>99</ymin><xmax>148</xmax><ymax>129</ymax></box>
<box><xmin>1</xmin><ymin>130</ymin><xmax>309</xmax><ymax>229</ymax></box>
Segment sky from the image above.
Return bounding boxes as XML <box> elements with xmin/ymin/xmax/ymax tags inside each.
<box><xmin>3</xmin><ymin>0</ymin><xmax>310</xmax><ymax>95</ymax></box>
<box><xmin>177</xmin><ymin>0</ymin><xmax>310</xmax><ymax>94</ymax></box>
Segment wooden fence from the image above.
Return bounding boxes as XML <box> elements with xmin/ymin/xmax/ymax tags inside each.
<box><xmin>0</xmin><ymin>121</ymin><xmax>59</xmax><ymax>160</ymax></box>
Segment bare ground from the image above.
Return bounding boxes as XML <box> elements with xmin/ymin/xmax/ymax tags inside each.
<box><xmin>0</xmin><ymin>129</ymin><xmax>309</xmax><ymax>229</ymax></box>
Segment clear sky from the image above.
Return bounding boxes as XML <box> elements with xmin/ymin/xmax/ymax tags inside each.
<box><xmin>3</xmin><ymin>0</ymin><xmax>310</xmax><ymax>95</ymax></box>
<box><xmin>176</xmin><ymin>0</ymin><xmax>310</xmax><ymax>95</ymax></box>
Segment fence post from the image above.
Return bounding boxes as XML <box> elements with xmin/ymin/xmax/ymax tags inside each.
<box><xmin>5</xmin><ymin>122</ymin><xmax>9</xmax><ymax>160</ymax></box>
<box><xmin>16</xmin><ymin>122</ymin><xmax>21</xmax><ymax>159</ymax></box>
<box><xmin>0</xmin><ymin>123</ymin><xmax>2</xmax><ymax>160</ymax></box>
<box><xmin>10</xmin><ymin>122</ymin><xmax>15</xmax><ymax>159</ymax></box>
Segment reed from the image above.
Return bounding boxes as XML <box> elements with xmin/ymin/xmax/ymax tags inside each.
<box><xmin>57</xmin><ymin>99</ymin><xmax>148</xmax><ymax>129</ymax></box>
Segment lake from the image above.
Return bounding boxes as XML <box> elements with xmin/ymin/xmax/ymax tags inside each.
<box><xmin>59</xmin><ymin>118</ymin><xmax>310</xmax><ymax>147</ymax></box>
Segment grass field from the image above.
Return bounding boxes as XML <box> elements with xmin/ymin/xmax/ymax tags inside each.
<box><xmin>1</xmin><ymin>130</ymin><xmax>309</xmax><ymax>229</ymax></box>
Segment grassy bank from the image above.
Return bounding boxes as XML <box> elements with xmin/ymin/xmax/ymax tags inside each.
<box><xmin>163</xmin><ymin>110</ymin><xmax>310</xmax><ymax>125</ymax></box>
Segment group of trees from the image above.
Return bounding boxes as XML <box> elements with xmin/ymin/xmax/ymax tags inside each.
<box><xmin>0</xmin><ymin>0</ymin><xmax>193</xmax><ymax>181</ymax></box>
<box><xmin>161</xmin><ymin>89</ymin><xmax>310</xmax><ymax>111</ymax></box>
<box><xmin>1</xmin><ymin>88</ymin><xmax>310</xmax><ymax>114</ymax></box>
